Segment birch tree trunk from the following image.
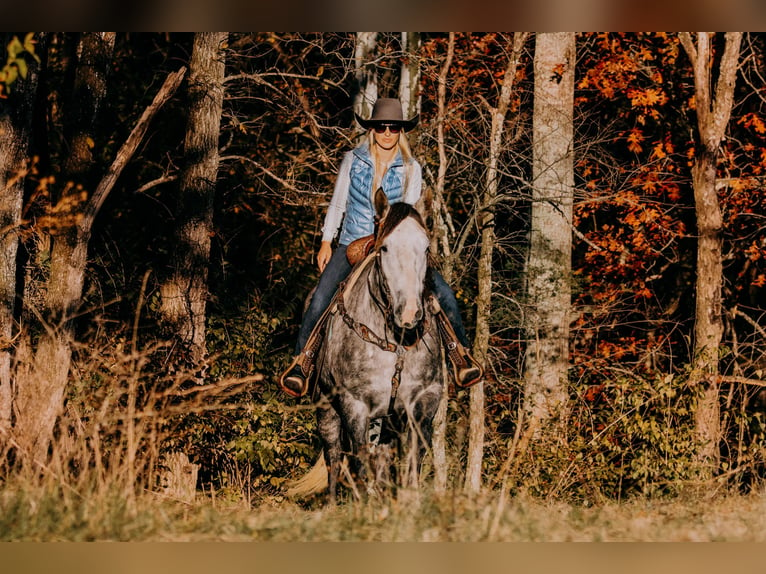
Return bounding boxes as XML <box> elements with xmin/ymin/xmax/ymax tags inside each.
<box><xmin>354</xmin><ymin>32</ymin><xmax>378</xmax><ymax>132</ymax></box>
<box><xmin>679</xmin><ymin>32</ymin><xmax>742</xmax><ymax>473</ymax></box>
<box><xmin>399</xmin><ymin>32</ymin><xmax>421</xmax><ymax>122</ymax></box>
<box><xmin>523</xmin><ymin>32</ymin><xmax>575</xmax><ymax>433</ymax></box>
<box><xmin>0</xmin><ymin>33</ymin><xmax>41</xmax><ymax>437</ymax></box>
<box><xmin>159</xmin><ymin>32</ymin><xmax>227</xmax><ymax>371</ymax></box>
<box><xmin>465</xmin><ymin>32</ymin><xmax>528</xmax><ymax>492</ymax></box>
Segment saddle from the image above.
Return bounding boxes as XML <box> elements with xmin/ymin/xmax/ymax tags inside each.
<box><xmin>346</xmin><ymin>234</ymin><xmax>375</xmax><ymax>266</ymax></box>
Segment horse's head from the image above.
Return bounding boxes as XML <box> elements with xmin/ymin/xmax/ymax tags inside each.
<box><xmin>373</xmin><ymin>188</ymin><xmax>430</xmax><ymax>331</ymax></box>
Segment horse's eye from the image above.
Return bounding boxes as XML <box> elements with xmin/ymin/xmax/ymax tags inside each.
<box><xmin>380</xmin><ymin>245</ymin><xmax>388</xmax><ymax>253</ymax></box>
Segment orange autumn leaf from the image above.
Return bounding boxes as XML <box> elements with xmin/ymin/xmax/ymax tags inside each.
<box><xmin>666</xmin><ymin>184</ymin><xmax>681</xmax><ymax>202</ymax></box>
<box><xmin>627</xmin><ymin>87</ymin><xmax>667</xmax><ymax>108</ymax></box>
<box><xmin>626</xmin><ymin>128</ymin><xmax>644</xmax><ymax>153</ymax></box>
<box><xmin>636</xmin><ymin>287</ymin><xmax>652</xmax><ymax>299</ymax></box>
<box><xmin>651</xmin><ymin>141</ymin><xmax>666</xmax><ymax>159</ymax></box>
<box><xmin>739</xmin><ymin>112</ymin><xmax>766</xmax><ymax>134</ymax></box>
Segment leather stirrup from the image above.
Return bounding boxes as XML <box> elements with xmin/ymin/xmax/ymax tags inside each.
<box><xmin>431</xmin><ymin>298</ymin><xmax>484</xmax><ymax>388</ymax></box>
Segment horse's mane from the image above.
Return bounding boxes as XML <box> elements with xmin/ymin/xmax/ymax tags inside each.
<box><xmin>375</xmin><ymin>202</ymin><xmax>427</xmax><ymax>247</ymax></box>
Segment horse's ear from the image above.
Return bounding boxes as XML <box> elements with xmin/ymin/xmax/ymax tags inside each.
<box><xmin>413</xmin><ymin>187</ymin><xmax>432</xmax><ymax>219</ymax></box>
<box><xmin>373</xmin><ymin>187</ymin><xmax>389</xmax><ymax>220</ymax></box>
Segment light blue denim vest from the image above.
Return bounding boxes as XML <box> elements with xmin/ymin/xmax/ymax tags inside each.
<box><xmin>338</xmin><ymin>142</ymin><xmax>408</xmax><ymax>246</ymax></box>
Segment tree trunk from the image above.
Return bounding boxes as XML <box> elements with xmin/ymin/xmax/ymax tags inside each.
<box><xmin>159</xmin><ymin>32</ymin><xmax>227</xmax><ymax>371</ymax></box>
<box><xmin>465</xmin><ymin>33</ymin><xmax>528</xmax><ymax>492</ymax></box>
<box><xmin>523</xmin><ymin>32</ymin><xmax>575</xmax><ymax>431</ymax></box>
<box><xmin>13</xmin><ymin>33</ymin><xmax>115</xmax><ymax>464</ymax></box>
<box><xmin>353</xmin><ymin>32</ymin><xmax>378</xmax><ymax>131</ymax></box>
<box><xmin>430</xmin><ymin>32</ymin><xmax>456</xmax><ymax>492</ymax></box>
<box><xmin>399</xmin><ymin>32</ymin><xmax>421</xmax><ymax>122</ymax></box>
<box><xmin>679</xmin><ymin>32</ymin><xmax>742</xmax><ymax>473</ymax></box>
<box><xmin>0</xmin><ymin>34</ymin><xmax>42</xmax><ymax>437</ymax></box>
<box><xmin>62</xmin><ymin>33</ymin><xmax>116</xmax><ymax>183</ymax></box>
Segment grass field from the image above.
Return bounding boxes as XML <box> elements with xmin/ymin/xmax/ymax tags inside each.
<box><xmin>3</xmin><ymin>481</ymin><xmax>766</xmax><ymax>542</ymax></box>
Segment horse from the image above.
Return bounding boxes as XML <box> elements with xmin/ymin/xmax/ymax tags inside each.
<box><xmin>314</xmin><ymin>188</ymin><xmax>444</xmax><ymax>503</ymax></box>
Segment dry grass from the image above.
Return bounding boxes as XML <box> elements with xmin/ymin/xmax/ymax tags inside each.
<box><xmin>3</xmin><ymin>474</ymin><xmax>766</xmax><ymax>541</ymax></box>
<box><xmin>235</xmin><ymin>488</ymin><xmax>766</xmax><ymax>542</ymax></box>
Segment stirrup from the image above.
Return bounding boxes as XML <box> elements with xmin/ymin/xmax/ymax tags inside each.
<box><xmin>278</xmin><ymin>352</ymin><xmax>313</xmax><ymax>398</ymax></box>
<box><xmin>448</xmin><ymin>346</ymin><xmax>484</xmax><ymax>388</ymax></box>
<box><xmin>279</xmin><ymin>308</ymin><xmax>330</xmax><ymax>399</ymax></box>
<box><xmin>431</xmin><ymin>299</ymin><xmax>484</xmax><ymax>388</ymax></box>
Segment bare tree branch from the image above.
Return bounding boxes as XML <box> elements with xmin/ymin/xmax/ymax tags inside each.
<box><xmin>83</xmin><ymin>67</ymin><xmax>187</xmax><ymax>233</ymax></box>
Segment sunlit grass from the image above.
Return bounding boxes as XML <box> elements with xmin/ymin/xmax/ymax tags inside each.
<box><xmin>2</xmin><ymin>478</ymin><xmax>766</xmax><ymax>541</ymax></box>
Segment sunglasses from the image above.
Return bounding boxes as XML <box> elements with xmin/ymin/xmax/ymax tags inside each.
<box><xmin>373</xmin><ymin>123</ymin><xmax>402</xmax><ymax>134</ymax></box>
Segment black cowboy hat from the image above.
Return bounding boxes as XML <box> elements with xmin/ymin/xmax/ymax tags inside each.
<box><xmin>355</xmin><ymin>98</ymin><xmax>419</xmax><ymax>132</ymax></box>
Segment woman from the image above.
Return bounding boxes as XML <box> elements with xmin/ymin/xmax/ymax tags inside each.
<box><xmin>279</xmin><ymin>98</ymin><xmax>481</xmax><ymax>397</ymax></box>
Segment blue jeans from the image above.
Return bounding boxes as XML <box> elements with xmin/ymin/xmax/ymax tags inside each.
<box><xmin>295</xmin><ymin>245</ymin><xmax>470</xmax><ymax>354</ymax></box>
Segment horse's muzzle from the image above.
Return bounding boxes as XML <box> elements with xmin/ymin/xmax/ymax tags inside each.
<box><xmin>397</xmin><ymin>303</ymin><xmax>423</xmax><ymax>330</ymax></box>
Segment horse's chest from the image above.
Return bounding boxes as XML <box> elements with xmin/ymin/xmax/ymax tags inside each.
<box><xmin>326</xmin><ymin>329</ymin><xmax>436</xmax><ymax>404</ymax></box>
<box><xmin>328</xmin><ymin>334</ymin><xmax>397</xmax><ymax>389</ymax></box>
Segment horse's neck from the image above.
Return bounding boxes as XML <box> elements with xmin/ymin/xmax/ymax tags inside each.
<box><xmin>344</xmin><ymin>262</ymin><xmax>387</xmax><ymax>329</ymax></box>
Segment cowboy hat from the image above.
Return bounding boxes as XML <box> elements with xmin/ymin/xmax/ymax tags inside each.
<box><xmin>355</xmin><ymin>98</ymin><xmax>419</xmax><ymax>132</ymax></box>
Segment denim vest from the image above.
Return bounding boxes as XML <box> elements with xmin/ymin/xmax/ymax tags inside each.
<box><xmin>338</xmin><ymin>143</ymin><xmax>408</xmax><ymax>245</ymax></box>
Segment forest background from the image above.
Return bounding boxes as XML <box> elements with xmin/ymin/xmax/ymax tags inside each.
<box><xmin>1</xmin><ymin>32</ymin><xmax>766</xmax><ymax>520</ymax></box>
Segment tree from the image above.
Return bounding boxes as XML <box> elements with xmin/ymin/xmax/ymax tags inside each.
<box><xmin>159</xmin><ymin>32</ymin><xmax>228</xmax><ymax>371</ymax></box>
<box><xmin>399</xmin><ymin>32</ymin><xmax>421</xmax><ymax>121</ymax></box>
<box><xmin>13</xmin><ymin>39</ymin><xmax>185</xmax><ymax>465</ymax></box>
<box><xmin>430</xmin><ymin>32</ymin><xmax>456</xmax><ymax>493</ymax></box>
<box><xmin>465</xmin><ymin>32</ymin><xmax>529</xmax><ymax>492</ymax></box>
<box><xmin>679</xmin><ymin>32</ymin><xmax>743</xmax><ymax>471</ymax></box>
<box><xmin>0</xmin><ymin>33</ymin><xmax>40</xmax><ymax>436</ymax></box>
<box><xmin>13</xmin><ymin>32</ymin><xmax>116</xmax><ymax>464</ymax></box>
<box><xmin>354</xmin><ymin>32</ymin><xmax>378</xmax><ymax>130</ymax></box>
<box><xmin>523</xmin><ymin>32</ymin><xmax>576</xmax><ymax>431</ymax></box>
<box><xmin>571</xmin><ymin>33</ymin><xmax>692</xmax><ymax>382</ymax></box>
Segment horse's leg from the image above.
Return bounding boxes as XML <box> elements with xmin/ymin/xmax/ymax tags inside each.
<box><xmin>316</xmin><ymin>403</ymin><xmax>342</xmax><ymax>505</ymax></box>
<box><xmin>401</xmin><ymin>389</ymin><xmax>440</xmax><ymax>489</ymax></box>
<box><xmin>339</xmin><ymin>399</ymin><xmax>372</xmax><ymax>497</ymax></box>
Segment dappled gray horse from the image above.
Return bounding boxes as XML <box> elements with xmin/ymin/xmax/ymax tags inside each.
<box><xmin>316</xmin><ymin>188</ymin><xmax>444</xmax><ymax>502</ymax></box>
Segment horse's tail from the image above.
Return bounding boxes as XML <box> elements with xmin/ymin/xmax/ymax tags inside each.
<box><xmin>285</xmin><ymin>453</ymin><xmax>328</xmax><ymax>498</ymax></box>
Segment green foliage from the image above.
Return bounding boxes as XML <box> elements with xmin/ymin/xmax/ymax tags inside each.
<box><xmin>224</xmin><ymin>398</ymin><xmax>317</xmax><ymax>490</ymax></box>
<box><xmin>0</xmin><ymin>33</ymin><xmax>38</xmax><ymax>97</ymax></box>
<box><xmin>501</xmin><ymin>373</ymin><xmax>704</xmax><ymax>503</ymax></box>
<box><xmin>206</xmin><ymin>292</ymin><xmax>288</xmax><ymax>378</ymax></box>
<box><xmin>569</xmin><ymin>373</ymin><xmax>701</xmax><ymax>499</ymax></box>
<box><xmin>171</xmin><ymin>293</ymin><xmax>319</xmax><ymax>495</ymax></box>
